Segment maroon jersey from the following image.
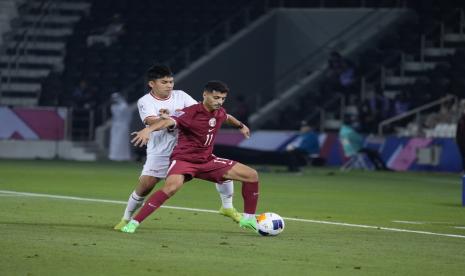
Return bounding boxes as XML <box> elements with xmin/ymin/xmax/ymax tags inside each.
<box><xmin>171</xmin><ymin>103</ymin><xmax>227</xmax><ymax>163</ymax></box>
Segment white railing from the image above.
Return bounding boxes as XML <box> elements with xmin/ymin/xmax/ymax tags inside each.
<box><xmin>378</xmin><ymin>94</ymin><xmax>457</xmax><ymax>135</ymax></box>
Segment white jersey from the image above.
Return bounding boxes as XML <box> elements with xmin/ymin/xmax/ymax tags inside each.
<box><xmin>137</xmin><ymin>90</ymin><xmax>197</xmax><ymax>157</ymax></box>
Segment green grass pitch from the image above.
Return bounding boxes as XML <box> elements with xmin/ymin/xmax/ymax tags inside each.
<box><xmin>0</xmin><ymin>159</ymin><xmax>465</xmax><ymax>275</ymax></box>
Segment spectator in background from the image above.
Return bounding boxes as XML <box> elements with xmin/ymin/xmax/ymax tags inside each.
<box><xmin>373</xmin><ymin>88</ymin><xmax>391</xmax><ymax>120</ymax></box>
<box><xmin>393</xmin><ymin>92</ymin><xmax>410</xmax><ymax>116</ymax></box>
<box><xmin>360</xmin><ymin>88</ymin><xmax>391</xmax><ymax>133</ymax></box>
<box><xmin>358</xmin><ymin>93</ymin><xmax>377</xmax><ymax>134</ymax></box>
<box><xmin>71</xmin><ymin>79</ymin><xmax>98</xmax><ymax>109</ymax></box>
<box><xmin>87</xmin><ymin>13</ymin><xmax>124</xmax><ymax>47</ymax></box>
<box><xmin>323</xmin><ymin>51</ymin><xmax>356</xmax><ymax>96</ymax></box>
<box><xmin>108</xmin><ymin>93</ymin><xmax>132</xmax><ymax>161</ymax></box>
<box><xmin>71</xmin><ymin>79</ymin><xmax>89</xmax><ymax>107</ymax></box>
<box><xmin>83</xmin><ymin>86</ymin><xmax>99</xmax><ymax>110</ymax></box>
<box><xmin>286</xmin><ymin>121</ymin><xmax>323</xmax><ymax>172</ymax></box>
<box><xmin>321</xmin><ymin>51</ymin><xmax>344</xmax><ymax>95</ymax></box>
<box><xmin>339</xmin><ymin>59</ymin><xmax>355</xmax><ymax>90</ymax></box>
<box><xmin>339</xmin><ymin>118</ymin><xmax>390</xmax><ymax>171</ymax></box>
<box><xmin>327</xmin><ymin>51</ymin><xmax>344</xmax><ymax>79</ymax></box>
<box><xmin>424</xmin><ymin>102</ymin><xmax>455</xmax><ymax>129</ymax></box>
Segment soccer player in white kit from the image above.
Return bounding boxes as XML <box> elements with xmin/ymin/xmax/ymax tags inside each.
<box><xmin>114</xmin><ymin>65</ymin><xmax>241</xmax><ymax>230</ymax></box>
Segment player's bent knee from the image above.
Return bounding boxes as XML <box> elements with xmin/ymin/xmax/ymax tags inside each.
<box><xmin>161</xmin><ymin>180</ymin><xmax>184</xmax><ymax>197</ymax></box>
<box><xmin>161</xmin><ymin>186</ymin><xmax>178</xmax><ymax>197</ymax></box>
<box><xmin>247</xmin><ymin>168</ymin><xmax>259</xmax><ymax>182</ymax></box>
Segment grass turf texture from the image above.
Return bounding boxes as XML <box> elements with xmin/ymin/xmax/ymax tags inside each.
<box><xmin>0</xmin><ymin>159</ymin><xmax>464</xmax><ymax>275</ymax></box>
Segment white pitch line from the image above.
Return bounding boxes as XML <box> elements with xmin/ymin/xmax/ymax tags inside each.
<box><xmin>392</xmin><ymin>220</ymin><xmax>425</xmax><ymax>225</ymax></box>
<box><xmin>0</xmin><ymin>190</ymin><xmax>218</xmax><ymax>213</ymax></box>
<box><xmin>1</xmin><ymin>189</ymin><xmax>465</xmax><ymax>239</ymax></box>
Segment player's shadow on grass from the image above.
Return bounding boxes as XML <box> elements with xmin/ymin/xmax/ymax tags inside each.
<box><xmin>0</xmin><ymin>221</ymin><xmax>260</xmax><ymax>237</ymax></box>
<box><xmin>0</xmin><ymin>221</ymin><xmax>113</xmax><ymax>230</ymax></box>
<box><xmin>149</xmin><ymin>225</ymin><xmax>253</xmax><ymax>235</ymax></box>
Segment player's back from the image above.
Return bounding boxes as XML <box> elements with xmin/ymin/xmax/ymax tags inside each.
<box><xmin>137</xmin><ymin>90</ymin><xmax>197</xmax><ymax>157</ymax></box>
<box><xmin>171</xmin><ymin>103</ymin><xmax>227</xmax><ymax>163</ymax></box>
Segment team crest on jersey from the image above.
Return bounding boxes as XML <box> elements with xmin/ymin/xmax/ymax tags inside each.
<box><xmin>173</xmin><ymin>110</ymin><xmax>185</xmax><ymax>117</ymax></box>
<box><xmin>209</xmin><ymin>118</ymin><xmax>216</xmax><ymax>127</ymax></box>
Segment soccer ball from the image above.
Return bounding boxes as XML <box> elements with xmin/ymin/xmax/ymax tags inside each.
<box><xmin>256</xmin><ymin>212</ymin><xmax>285</xmax><ymax>236</ymax></box>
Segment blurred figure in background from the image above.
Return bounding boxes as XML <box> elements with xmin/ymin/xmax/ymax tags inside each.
<box><xmin>71</xmin><ymin>79</ymin><xmax>99</xmax><ymax>110</ymax></box>
<box><xmin>108</xmin><ymin>92</ymin><xmax>132</xmax><ymax>161</ymax></box>
<box><xmin>424</xmin><ymin>102</ymin><xmax>455</xmax><ymax>128</ymax></box>
<box><xmin>393</xmin><ymin>92</ymin><xmax>410</xmax><ymax>116</ymax></box>
<box><xmin>323</xmin><ymin>51</ymin><xmax>356</xmax><ymax>96</ymax></box>
<box><xmin>326</xmin><ymin>51</ymin><xmax>344</xmax><ymax>80</ymax></box>
<box><xmin>71</xmin><ymin>79</ymin><xmax>89</xmax><ymax>108</ymax></box>
<box><xmin>286</xmin><ymin>121</ymin><xmax>322</xmax><ymax>172</ymax></box>
<box><xmin>358</xmin><ymin>89</ymin><xmax>390</xmax><ymax>134</ymax></box>
<box><xmin>339</xmin><ymin>118</ymin><xmax>389</xmax><ymax>171</ymax></box>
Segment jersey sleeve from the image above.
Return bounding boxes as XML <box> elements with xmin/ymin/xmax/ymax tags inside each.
<box><xmin>137</xmin><ymin>96</ymin><xmax>157</xmax><ymax>123</ymax></box>
<box><xmin>180</xmin><ymin>90</ymin><xmax>198</xmax><ymax>107</ymax></box>
<box><xmin>171</xmin><ymin>107</ymin><xmax>192</xmax><ymax>129</ymax></box>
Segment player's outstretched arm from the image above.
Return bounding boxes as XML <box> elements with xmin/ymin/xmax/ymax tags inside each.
<box><xmin>144</xmin><ymin>109</ymin><xmax>170</xmax><ymax>125</ymax></box>
<box><xmin>131</xmin><ymin>118</ymin><xmax>176</xmax><ymax>147</ymax></box>
<box><xmin>226</xmin><ymin>114</ymin><xmax>250</xmax><ymax>139</ymax></box>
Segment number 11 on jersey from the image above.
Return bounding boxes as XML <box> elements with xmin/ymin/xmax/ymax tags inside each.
<box><xmin>204</xmin><ymin>133</ymin><xmax>214</xmax><ymax>146</ymax></box>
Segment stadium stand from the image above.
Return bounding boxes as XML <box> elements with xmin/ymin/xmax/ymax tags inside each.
<box><xmin>0</xmin><ymin>0</ymin><xmax>23</xmax><ymax>45</ymax></box>
<box><xmin>3</xmin><ymin>0</ymin><xmax>262</xmax><ymax>139</ymax></box>
<box><xmin>48</xmin><ymin>0</ymin><xmax>255</xmax><ymax>106</ymax></box>
<box><xmin>40</xmin><ymin>0</ymin><xmax>259</xmax><ymax>139</ymax></box>
<box><xmin>259</xmin><ymin>1</ymin><xmax>465</xmax><ymax>134</ymax></box>
<box><xmin>0</xmin><ymin>0</ymin><xmax>90</xmax><ymax>107</ymax></box>
<box><xmin>1</xmin><ymin>0</ymin><xmax>464</xmax><ymax>142</ymax></box>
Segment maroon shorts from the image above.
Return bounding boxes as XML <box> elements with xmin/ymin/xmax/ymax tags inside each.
<box><xmin>167</xmin><ymin>156</ymin><xmax>237</xmax><ymax>183</ymax></box>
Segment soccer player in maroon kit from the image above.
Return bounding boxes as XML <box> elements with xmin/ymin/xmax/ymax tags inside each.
<box><xmin>122</xmin><ymin>80</ymin><xmax>260</xmax><ymax>233</ymax></box>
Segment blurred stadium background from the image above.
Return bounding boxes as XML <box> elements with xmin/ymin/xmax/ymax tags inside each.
<box><xmin>0</xmin><ymin>0</ymin><xmax>463</xmax><ymax>173</ymax></box>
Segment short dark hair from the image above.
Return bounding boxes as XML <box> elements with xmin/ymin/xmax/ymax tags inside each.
<box><xmin>146</xmin><ymin>64</ymin><xmax>173</xmax><ymax>81</ymax></box>
<box><xmin>204</xmin><ymin>80</ymin><xmax>229</xmax><ymax>93</ymax></box>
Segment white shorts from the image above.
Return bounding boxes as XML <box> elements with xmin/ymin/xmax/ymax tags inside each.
<box><xmin>140</xmin><ymin>155</ymin><xmax>170</xmax><ymax>178</ymax></box>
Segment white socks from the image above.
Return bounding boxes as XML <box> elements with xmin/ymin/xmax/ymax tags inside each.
<box><xmin>123</xmin><ymin>191</ymin><xmax>145</xmax><ymax>220</ymax></box>
<box><xmin>215</xmin><ymin>180</ymin><xmax>234</xmax><ymax>209</ymax></box>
